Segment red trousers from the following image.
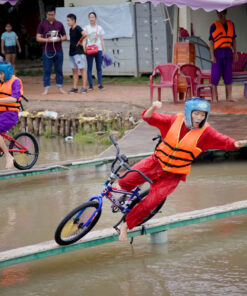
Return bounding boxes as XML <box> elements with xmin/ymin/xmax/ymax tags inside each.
<box><xmin>118</xmin><ymin>154</ymin><xmax>184</xmax><ymax>230</ymax></box>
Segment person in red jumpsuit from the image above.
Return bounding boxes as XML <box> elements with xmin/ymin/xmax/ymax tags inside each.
<box><xmin>118</xmin><ymin>98</ymin><xmax>247</xmax><ymax>241</ymax></box>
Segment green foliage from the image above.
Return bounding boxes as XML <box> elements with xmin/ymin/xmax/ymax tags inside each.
<box><xmin>16</xmin><ymin>69</ymin><xmax>43</xmax><ymax>76</ymax></box>
<box><xmin>42</xmin><ymin>129</ymin><xmax>52</xmax><ymax>138</ymax></box>
<box><xmin>63</xmin><ymin>75</ymin><xmax>149</xmax><ymax>85</ymax></box>
<box><xmin>74</xmin><ymin>129</ymin><xmax>120</xmax><ymax>146</ymax></box>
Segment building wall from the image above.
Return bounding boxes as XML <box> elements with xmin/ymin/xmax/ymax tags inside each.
<box><xmin>190</xmin><ymin>5</ymin><xmax>247</xmax><ymax>52</ymax></box>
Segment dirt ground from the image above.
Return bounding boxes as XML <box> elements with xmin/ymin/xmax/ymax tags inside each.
<box><xmin>20</xmin><ymin>76</ymin><xmax>247</xmax><ymax>117</ymax></box>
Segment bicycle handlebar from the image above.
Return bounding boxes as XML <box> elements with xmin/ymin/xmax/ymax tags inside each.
<box><xmin>109</xmin><ymin>134</ymin><xmax>118</xmax><ymax>147</ymax></box>
<box><xmin>109</xmin><ymin>135</ymin><xmax>153</xmax><ymax>184</ymax></box>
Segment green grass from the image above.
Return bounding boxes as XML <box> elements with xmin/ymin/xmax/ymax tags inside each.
<box><xmin>42</xmin><ymin>130</ymin><xmax>52</xmax><ymax>138</ymax></box>
<box><xmin>16</xmin><ymin>69</ymin><xmax>43</xmax><ymax>76</ymax></box>
<box><xmin>74</xmin><ymin>130</ymin><xmax>118</xmax><ymax>146</ymax></box>
<box><xmin>64</xmin><ymin>75</ymin><xmax>150</xmax><ymax>84</ymax></box>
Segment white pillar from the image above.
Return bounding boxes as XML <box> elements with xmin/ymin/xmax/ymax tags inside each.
<box><xmin>150</xmin><ymin>230</ymin><xmax>168</xmax><ymax>244</ymax></box>
<box><xmin>179</xmin><ymin>6</ymin><xmax>191</xmax><ymax>34</ymax></box>
<box><xmin>95</xmin><ymin>163</ymin><xmax>108</xmax><ymax>172</ymax></box>
<box><xmin>172</xmin><ymin>5</ymin><xmax>179</xmax><ymax>60</ymax></box>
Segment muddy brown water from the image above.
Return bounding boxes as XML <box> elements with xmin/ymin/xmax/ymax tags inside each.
<box><xmin>0</xmin><ymin>137</ymin><xmax>107</xmax><ymax>170</ymax></box>
<box><xmin>0</xmin><ymin>159</ymin><xmax>247</xmax><ymax>295</ymax></box>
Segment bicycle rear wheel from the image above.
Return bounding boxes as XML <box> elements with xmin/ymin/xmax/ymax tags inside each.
<box><xmin>55</xmin><ymin>201</ymin><xmax>102</xmax><ymax>246</ymax></box>
<box><xmin>9</xmin><ymin>132</ymin><xmax>39</xmax><ymax>170</ymax></box>
<box><xmin>128</xmin><ymin>189</ymin><xmax>166</xmax><ymax>225</ymax></box>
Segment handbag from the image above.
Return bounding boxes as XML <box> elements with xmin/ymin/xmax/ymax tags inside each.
<box><xmin>85</xmin><ymin>25</ymin><xmax>99</xmax><ymax>55</ymax></box>
<box><xmin>86</xmin><ymin>44</ymin><xmax>99</xmax><ymax>55</ymax></box>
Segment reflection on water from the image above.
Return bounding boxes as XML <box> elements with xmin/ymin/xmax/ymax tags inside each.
<box><xmin>0</xmin><ymin>161</ymin><xmax>247</xmax><ymax>295</ymax></box>
<box><xmin>0</xmin><ymin>136</ymin><xmax>107</xmax><ymax>170</ymax></box>
<box><xmin>36</xmin><ymin>137</ymin><xmax>107</xmax><ymax>164</ymax></box>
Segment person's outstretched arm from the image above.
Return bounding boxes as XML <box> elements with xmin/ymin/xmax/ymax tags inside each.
<box><xmin>143</xmin><ymin>101</ymin><xmax>162</xmax><ymax>118</ymax></box>
<box><xmin>198</xmin><ymin>126</ymin><xmax>247</xmax><ymax>151</ymax></box>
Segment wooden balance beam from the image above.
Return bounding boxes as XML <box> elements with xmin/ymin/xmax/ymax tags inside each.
<box><xmin>1</xmin><ymin>200</ymin><xmax>247</xmax><ymax>268</ymax></box>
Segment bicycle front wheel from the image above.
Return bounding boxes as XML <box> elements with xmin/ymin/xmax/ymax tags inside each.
<box><xmin>55</xmin><ymin>201</ymin><xmax>102</xmax><ymax>246</ymax></box>
<box><xmin>9</xmin><ymin>132</ymin><xmax>39</xmax><ymax>170</ymax></box>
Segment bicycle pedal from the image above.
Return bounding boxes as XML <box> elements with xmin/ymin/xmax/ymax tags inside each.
<box><xmin>111</xmin><ymin>205</ymin><xmax>120</xmax><ymax>213</ymax></box>
<box><xmin>114</xmin><ymin>226</ymin><xmax>120</xmax><ymax>234</ymax></box>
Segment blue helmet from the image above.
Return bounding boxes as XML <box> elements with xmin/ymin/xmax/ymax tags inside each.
<box><xmin>0</xmin><ymin>62</ymin><xmax>14</xmax><ymax>82</ymax></box>
<box><xmin>184</xmin><ymin>97</ymin><xmax>210</xmax><ymax>129</ymax></box>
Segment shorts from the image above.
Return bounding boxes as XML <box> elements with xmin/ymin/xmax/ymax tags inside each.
<box><xmin>0</xmin><ymin>111</ymin><xmax>18</xmax><ymax>134</ymax></box>
<box><xmin>211</xmin><ymin>48</ymin><xmax>233</xmax><ymax>85</ymax></box>
<box><xmin>70</xmin><ymin>54</ymin><xmax>86</xmax><ymax>70</ymax></box>
<box><xmin>4</xmin><ymin>46</ymin><xmax>17</xmax><ymax>54</ymax></box>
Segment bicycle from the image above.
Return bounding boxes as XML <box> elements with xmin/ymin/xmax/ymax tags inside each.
<box><xmin>55</xmin><ymin>135</ymin><xmax>165</xmax><ymax>246</ymax></box>
<box><xmin>0</xmin><ymin>131</ymin><xmax>39</xmax><ymax>170</ymax></box>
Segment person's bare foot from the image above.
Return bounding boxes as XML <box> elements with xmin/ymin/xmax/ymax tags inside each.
<box><xmin>58</xmin><ymin>87</ymin><xmax>66</xmax><ymax>94</ymax></box>
<box><xmin>227</xmin><ymin>98</ymin><xmax>238</xmax><ymax>102</ymax></box>
<box><xmin>119</xmin><ymin>222</ymin><xmax>128</xmax><ymax>241</ymax></box>
<box><xmin>5</xmin><ymin>155</ymin><xmax>14</xmax><ymax>169</ymax></box>
<box><xmin>42</xmin><ymin>89</ymin><xmax>49</xmax><ymax>95</ymax></box>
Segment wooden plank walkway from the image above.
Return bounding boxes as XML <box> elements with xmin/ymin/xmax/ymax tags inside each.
<box><xmin>1</xmin><ymin>199</ymin><xmax>247</xmax><ymax>268</ymax></box>
<box><xmin>0</xmin><ymin>152</ymin><xmax>151</xmax><ymax>181</ymax></box>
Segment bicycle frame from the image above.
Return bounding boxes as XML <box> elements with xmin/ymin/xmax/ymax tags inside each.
<box><xmin>0</xmin><ymin>133</ymin><xmax>28</xmax><ymax>154</ymax></box>
<box><xmin>73</xmin><ymin>135</ymin><xmax>154</xmax><ymax>231</ymax></box>
<box><xmin>76</xmin><ymin>185</ymin><xmax>143</xmax><ymax>230</ymax></box>
<box><xmin>54</xmin><ymin>135</ymin><xmax>155</xmax><ymax>245</ymax></box>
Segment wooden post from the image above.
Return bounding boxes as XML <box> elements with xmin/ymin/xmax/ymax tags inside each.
<box><xmin>27</xmin><ymin>117</ymin><xmax>34</xmax><ymax>134</ymax></box>
<box><xmin>54</xmin><ymin>119</ymin><xmax>60</xmax><ymax>136</ymax></box>
<box><xmin>60</xmin><ymin>119</ymin><xmax>65</xmax><ymax>137</ymax></box>
<box><xmin>20</xmin><ymin>117</ymin><xmax>26</xmax><ymax>132</ymax></box>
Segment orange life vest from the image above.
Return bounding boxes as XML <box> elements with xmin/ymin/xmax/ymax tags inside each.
<box><xmin>0</xmin><ymin>75</ymin><xmax>23</xmax><ymax>113</ymax></box>
<box><xmin>212</xmin><ymin>20</ymin><xmax>234</xmax><ymax>49</ymax></box>
<box><xmin>154</xmin><ymin>113</ymin><xmax>209</xmax><ymax>175</ymax></box>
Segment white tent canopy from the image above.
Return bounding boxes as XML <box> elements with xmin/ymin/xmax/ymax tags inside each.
<box><xmin>139</xmin><ymin>0</ymin><xmax>247</xmax><ymax>12</ymax></box>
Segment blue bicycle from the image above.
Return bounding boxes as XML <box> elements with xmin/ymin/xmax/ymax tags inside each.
<box><xmin>55</xmin><ymin>135</ymin><xmax>165</xmax><ymax>246</ymax></box>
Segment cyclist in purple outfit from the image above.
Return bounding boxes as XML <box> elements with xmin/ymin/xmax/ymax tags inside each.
<box><xmin>0</xmin><ymin>62</ymin><xmax>22</xmax><ymax>169</ymax></box>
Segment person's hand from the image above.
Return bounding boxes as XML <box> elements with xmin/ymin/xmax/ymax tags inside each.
<box><xmin>211</xmin><ymin>55</ymin><xmax>216</xmax><ymax>63</ymax></box>
<box><xmin>18</xmin><ymin>47</ymin><xmax>22</xmax><ymax>54</ymax></box>
<box><xmin>144</xmin><ymin>100</ymin><xmax>162</xmax><ymax>118</ymax></box>
<box><xmin>234</xmin><ymin>52</ymin><xmax>238</xmax><ymax>63</ymax></box>
<box><xmin>234</xmin><ymin>140</ymin><xmax>247</xmax><ymax>148</ymax></box>
<box><xmin>76</xmin><ymin>40</ymin><xmax>82</xmax><ymax>46</ymax></box>
<box><xmin>152</xmin><ymin>101</ymin><xmax>162</xmax><ymax>110</ymax></box>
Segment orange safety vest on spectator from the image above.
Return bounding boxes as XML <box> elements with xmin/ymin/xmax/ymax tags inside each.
<box><xmin>154</xmin><ymin>113</ymin><xmax>209</xmax><ymax>175</ymax></box>
<box><xmin>0</xmin><ymin>75</ymin><xmax>23</xmax><ymax>113</ymax></box>
<box><xmin>212</xmin><ymin>20</ymin><xmax>234</xmax><ymax>49</ymax></box>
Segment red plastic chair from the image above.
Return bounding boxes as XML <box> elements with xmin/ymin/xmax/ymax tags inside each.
<box><xmin>232</xmin><ymin>52</ymin><xmax>247</xmax><ymax>72</ymax></box>
<box><xmin>180</xmin><ymin>64</ymin><xmax>216</xmax><ymax>101</ymax></box>
<box><xmin>180</xmin><ymin>64</ymin><xmax>202</xmax><ymax>96</ymax></box>
<box><xmin>150</xmin><ymin>63</ymin><xmax>180</xmax><ymax>104</ymax></box>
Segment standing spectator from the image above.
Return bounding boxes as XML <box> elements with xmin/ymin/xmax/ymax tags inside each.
<box><xmin>67</xmin><ymin>13</ymin><xmax>87</xmax><ymax>94</ymax></box>
<box><xmin>209</xmin><ymin>9</ymin><xmax>238</xmax><ymax>102</ymax></box>
<box><xmin>36</xmin><ymin>5</ymin><xmax>67</xmax><ymax>95</ymax></box>
<box><xmin>1</xmin><ymin>23</ymin><xmax>21</xmax><ymax>73</ymax></box>
<box><xmin>84</xmin><ymin>12</ymin><xmax>105</xmax><ymax>91</ymax></box>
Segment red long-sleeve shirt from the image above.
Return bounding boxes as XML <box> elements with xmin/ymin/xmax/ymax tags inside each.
<box><xmin>142</xmin><ymin>111</ymin><xmax>237</xmax><ymax>152</ymax></box>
